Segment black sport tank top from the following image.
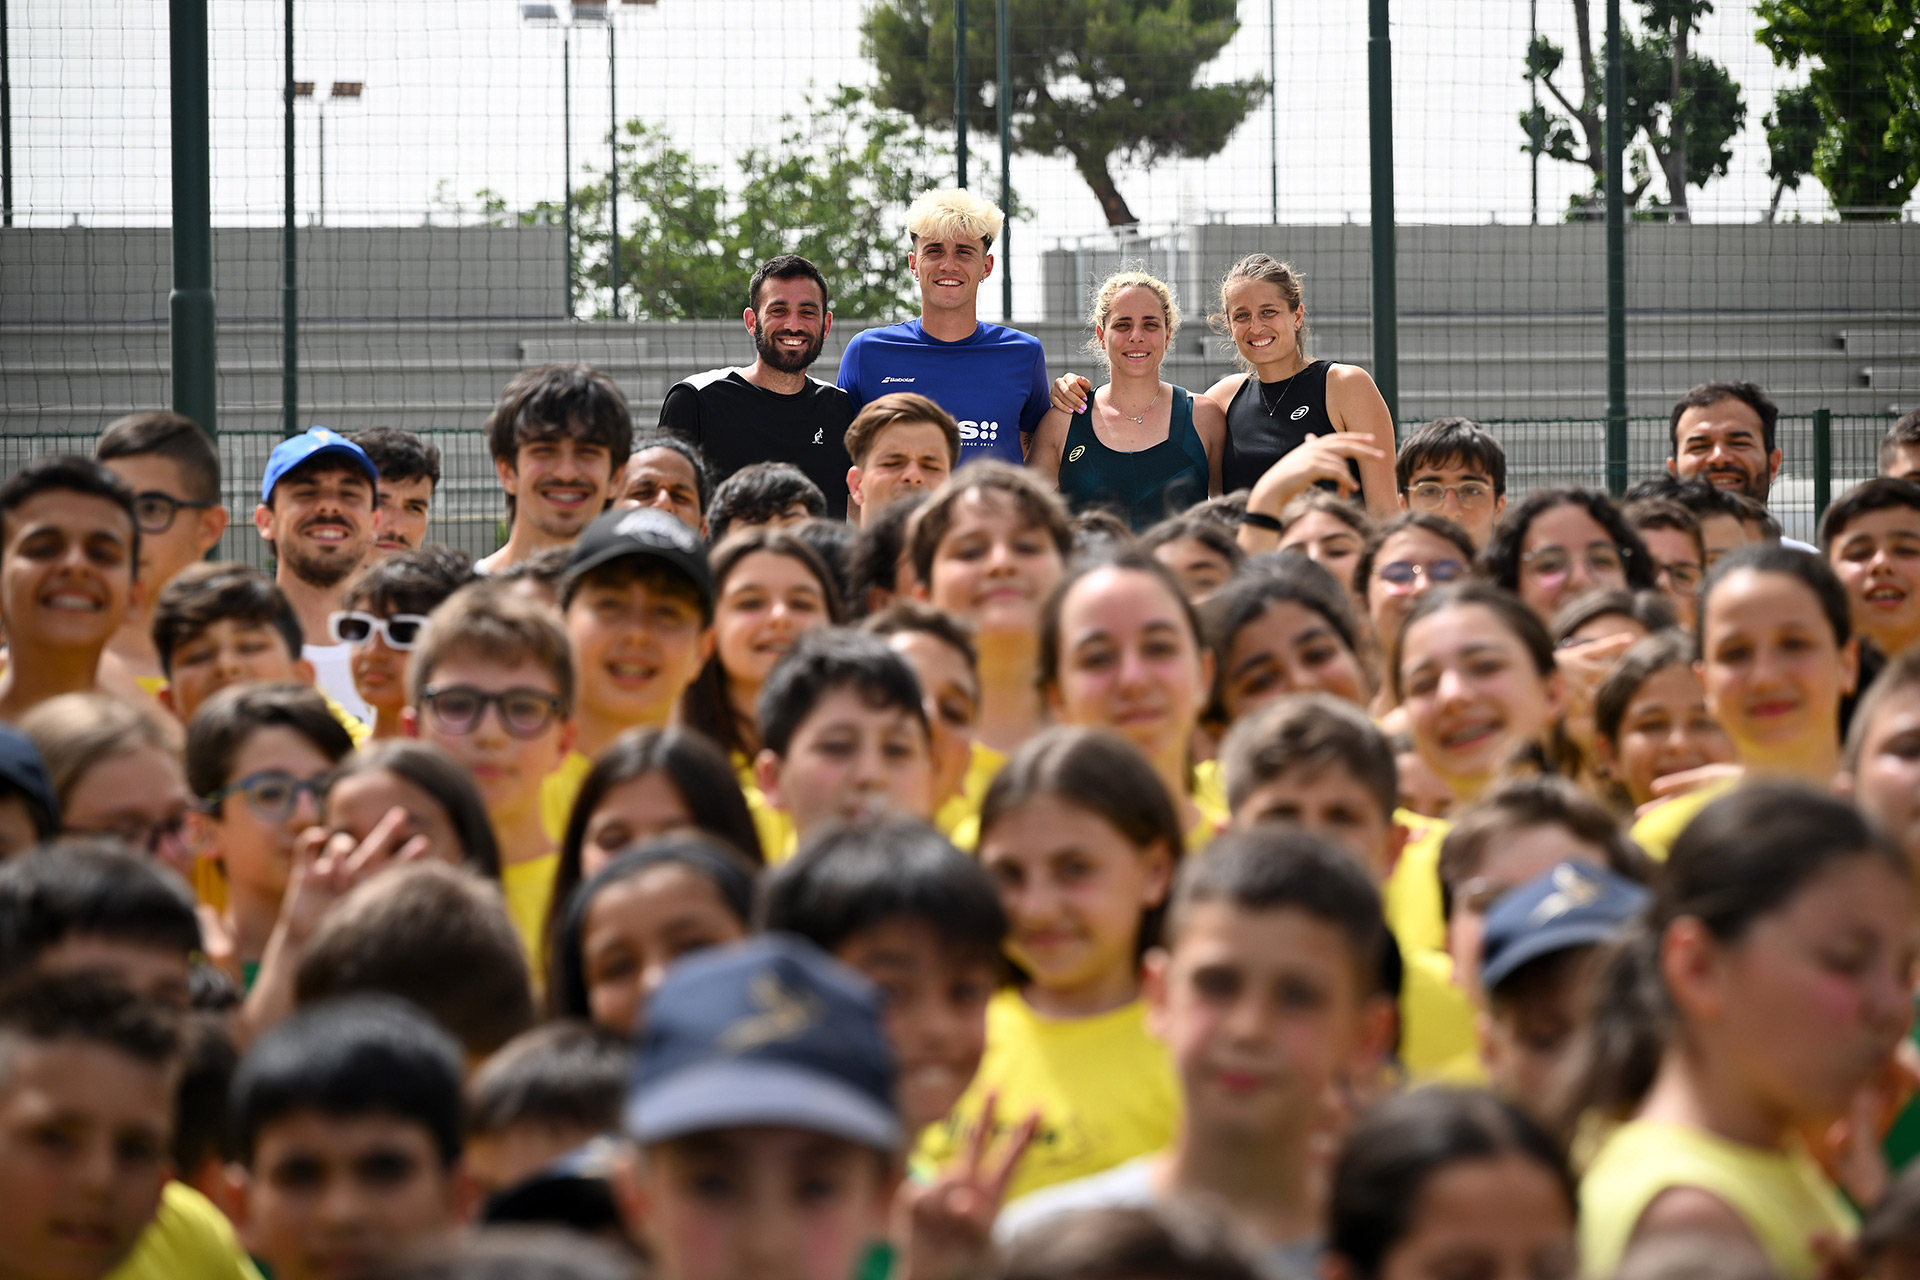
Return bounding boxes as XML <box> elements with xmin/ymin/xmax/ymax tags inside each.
<box><xmin>1220</xmin><ymin>359</ymin><xmax>1342</xmax><ymax>495</ymax></box>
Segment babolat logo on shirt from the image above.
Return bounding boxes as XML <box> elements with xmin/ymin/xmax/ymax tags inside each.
<box><xmin>1067</xmin><ymin>445</ymin><xmax>1086</xmax><ymax>462</ymax></box>
<box><xmin>881</xmin><ymin>376</ymin><xmax>916</xmax><ymax>384</ymax></box>
<box><xmin>957</xmin><ymin>420</ymin><xmax>1000</xmax><ymax>443</ymax></box>
<box><xmin>1290</xmin><ymin>406</ymin><xmax>1310</xmax><ymax>420</ymax></box>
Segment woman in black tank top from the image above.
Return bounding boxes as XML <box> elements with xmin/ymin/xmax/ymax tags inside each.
<box><xmin>1202</xmin><ymin>255</ymin><xmax>1400</xmax><ymax>551</ymax></box>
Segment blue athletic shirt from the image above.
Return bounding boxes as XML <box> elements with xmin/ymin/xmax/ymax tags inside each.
<box><xmin>836</xmin><ymin>320</ymin><xmax>1051</xmax><ymax>467</ymax></box>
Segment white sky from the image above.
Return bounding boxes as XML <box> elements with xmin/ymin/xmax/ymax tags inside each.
<box><xmin>5</xmin><ymin>0</ymin><xmax>1875</xmax><ymax>319</ymax></box>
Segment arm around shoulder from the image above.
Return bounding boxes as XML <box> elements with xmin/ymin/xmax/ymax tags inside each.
<box><xmin>1326</xmin><ymin>362</ymin><xmax>1400</xmax><ymax>521</ymax></box>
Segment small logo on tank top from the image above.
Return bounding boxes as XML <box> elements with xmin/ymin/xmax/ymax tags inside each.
<box><xmin>1290</xmin><ymin>406</ymin><xmax>1309</xmax><ymax>420</ymax></box>
<box><xmin>812</xmin><ymin>428</ymin><xmax>824</xmax><ymax>444</ymax></box>
<box><xmin>1067</xmin><ymin>445</ymin><xmax>1086</xmax><ymax>463</ymax></box>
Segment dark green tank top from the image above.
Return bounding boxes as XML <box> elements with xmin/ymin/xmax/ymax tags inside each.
<box><xmin>1057</xmin><ymin>385</ymin><xmax>1209</xmax><ymax>531</ymax></box>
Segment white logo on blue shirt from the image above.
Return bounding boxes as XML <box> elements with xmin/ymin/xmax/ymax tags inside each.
<box><xmin>881</xmin><ymin>376</ymin><xmax>916</xmax><ymax>385</ymax></box>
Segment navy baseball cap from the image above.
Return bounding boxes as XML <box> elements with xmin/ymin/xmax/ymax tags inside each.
<box><xmin>625</xmin><ymin>935</ymin><xmax>899</xmax><ymax>1151</ymax></box>
<box><xmin>1480</xmin><ymin>860</ymin><xmax>1649</xmax><ymax>994</ymax></box>
<box><xmin>561</xmin><ymin>507</ymin><xmax>714</xmax><ymax>618</ymax></box>
<box><xmin>0</xmin><ymin>725</ymin><xmax>57</xmax><ymax>839</ymax></box>
<box><xmin>260</xmin><ymin>427</ymin><xmax>380</xmax><ymax>503</ymax></box>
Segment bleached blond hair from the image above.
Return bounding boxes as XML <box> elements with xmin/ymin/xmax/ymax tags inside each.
<box><xmin>905</xmin><ymin>188</ymin><xmax>1006</xmax><ymax>251</ymax></box>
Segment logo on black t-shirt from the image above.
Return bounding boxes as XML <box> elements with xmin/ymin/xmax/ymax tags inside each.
<box><xmin>1290</xmin><ymin>406</ymin><xmax>1310</xmax><ymax>421</ymax></box>
<box><xmin>812</xmin><ymin>428</ymin><xmax>824</xmax><ymax>444</ymax></box>
<box><xmin>1067</xmin><ymin>445</ymin><xmax>1086</xmax><ymax>463</ymax></box>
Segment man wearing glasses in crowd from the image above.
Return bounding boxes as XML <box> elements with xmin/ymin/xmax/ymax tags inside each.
<box><xmin>95</xmin><ymin>411</ymin><xmax>229</xmax><ymax>694</ymax></box>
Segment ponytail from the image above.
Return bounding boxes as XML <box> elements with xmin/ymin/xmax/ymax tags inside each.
<box><xmin>1560</xmin><ymin>781</ymin><xmax>1905</xmax><ymax>1130</ymax></box>
<box><xmin>1559</xmin><ymin>919</ymin><xmax>1669</xmax><ymax>1133</ymax></box>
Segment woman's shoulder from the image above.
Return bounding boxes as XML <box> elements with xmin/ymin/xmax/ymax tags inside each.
<box><xmin>1204</xmin><ymin>371</ymin><xmax>1250</xmax><ymax>403</ymax></box>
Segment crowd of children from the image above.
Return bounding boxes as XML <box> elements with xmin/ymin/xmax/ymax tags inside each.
<box><xmin>6</xmin><ymin>186</ymin><xmax>1920</xmax><ymax>1280</ymax></box>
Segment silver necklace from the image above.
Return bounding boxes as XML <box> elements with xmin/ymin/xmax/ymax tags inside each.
<box><xmin>1261</xmin><ymin>365</ymin><xmax>1306</xmax><ymax>419</ymax></box>
<box><xmin>1103</xmin><ymin>384</ymin><xmax>1163</xmax><ymax>425</ymax></box>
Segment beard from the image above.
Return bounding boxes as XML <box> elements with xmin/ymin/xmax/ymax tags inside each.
<box><xmin>1706</xmin><ymin>464</ymin><xmax>1769</xmax><ymax>502</ymax></box>
<box><xmin>754</xmin><ymin>323</ymin><xmax>824</xmax><ymax>374</ymax></box>
<box><xmin>274</xmin><ymin>521</ymin><xmax>370</xmax><ymax>590</ymax></box>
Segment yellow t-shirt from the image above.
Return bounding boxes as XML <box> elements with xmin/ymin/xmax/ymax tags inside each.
<box><xmin>916</xmin><ymin>990</ymin><xmax>1179</xmax><ymax>1204</ymax></box>
<box><xmin>1580</xmin><ymin>1118</ymin><xmax>1854</xmax><ymax>1279</ymax></box>
<box><xmin>109</xmin><ymin>1180</ymin><xmax>262</xmax><ymax>1280</ymax></box>
<box><xmin>1399</xmin><ymin>945</ymin><xmax>1482</xmax><ymax>1081</ymax></box>
<box><xmin>935</xmin><ymin>742</ymin><xmax>1007</xmax><ymax>838</ymax></box>
<box><xmin>1384</xmin><ymin>809</ymin><xmax>1450</xmax><ymax>958</ymax></box>
<box><xmin>322</xmin><ymin>695</ymin><xmax>371</xmax><ymax>747</ymax></box>
<box><xmin>541</xmin><ymin>749</ymin><xmax>594</xmax><ymax>846</ymax></box>
<box><xmin>733</xmin><ymin>753</ymin><xmax>797</xmax><ymax>865</ymax></box>
<box><xmin>500</xmin><ymin>851</ymin><xmax>561</xmax><ymax>970</ymax></box>
<box><xmin>1629</xmin><ymin>780</ymin><xmax>1737</xmax><ymax>861</ymax></box>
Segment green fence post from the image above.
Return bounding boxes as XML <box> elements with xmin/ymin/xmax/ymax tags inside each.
<box><xmin>170</xmin><ymin>0</ymin><xmax>218</xmax><ymax>435</ymax></box>
<box><xmin>996</xmin><ymin>0</ymin><xmax>1010</xmax><ymax>319</ymax></box>
<box><xmin>1603</xmin><ymin>0</ymin><xmax>1627</xmax><ymax>498</ymax></box>
<box><xmin>282</xmin><ymin>0</ymin><xmax>298</xmax><ymax>438</ymax></box>
<box><xmin>1813</xmin><ymin>408</ymin><xmax>1832</xmax><ymax>525</ymax></box>
<box><xmin>1367</xmin><ymin>0</ymin><xmax>1399</xmax><ymax>437</ymax></box>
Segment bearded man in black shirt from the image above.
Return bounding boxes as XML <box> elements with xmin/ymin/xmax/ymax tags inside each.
<box><xmin>658</xmin><ymin>254</ymin><xmax>855</xmax><ymax>521</ymax></box>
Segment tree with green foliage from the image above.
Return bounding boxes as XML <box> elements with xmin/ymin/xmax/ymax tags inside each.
<box><xmin>1756</xmin><ymin>0</ymin><xmax>1920</xmax><ymax>218</ymax></box>
<box><xmin>1522</xmin><ymin>0</ymin><xmax>1745</xmax><ymax>219</ymax></box>
<box><xmin>477</xmin><ymin>89</ymin><xmax>950</xmax><ymax>320</ymax></box>
<box><xmin>861</xmin><ymin>0</ymin><xmax>1268</xmax><ymax>228</ymax></box>
<box><xmin>733</xmin><ymin>86</ymin><xmax>954</xmax><ymax>319</ymax></box>
<box><xmin>1763</xmin><ymin>82</ymin><xmax>1823</xmax><ymax>219</ymax></box>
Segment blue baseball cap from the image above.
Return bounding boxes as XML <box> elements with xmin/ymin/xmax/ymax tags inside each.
<box><xmin>260</xmin><ymin>427</ymin><xmax>380</xmax><ymax>504</ymax></box>
<box><xmin>625</xmin><ymin>935</ymin><xmax>899</xmax><ymax>1151</ymax></box>
<box><xmin>1480</xmin><ymin>861</ymin><xmax>1649</xmax><ymax>994</ymax></box>
<box><xmin>0</xmin><ymin>725</ymin><xmax>57</xmax><ymax>839</ymax></box>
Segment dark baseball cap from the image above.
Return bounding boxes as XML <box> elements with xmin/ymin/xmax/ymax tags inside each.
<box><xmin>561</xmin><ymin>507</ymin><xmax>713</xmax><ymax>618</ymax></box>
<box><xmin>0</xmin><ymin>725</ymin><xmax>57</xmax><ymax>839</ymax></box>
<box><xmin>1480</xmin><ymin>860</ymin><xmax>1649</xmax><ymax>994</ymax></box>
<box><xmin>260</xmin><ymin>427</ymin><xmax>380</xmax><ymax>503</ymax></box>
<box><xmin>624</xmin><ymin>935</ymin><xmax>899</xmax><ymax>1151</ymax></box>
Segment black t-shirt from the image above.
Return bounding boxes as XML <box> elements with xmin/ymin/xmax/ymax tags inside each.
<box><xmin>657</xmin><ymin>369</ymin><xmax>855</xmax><ymax>519</ymax></box>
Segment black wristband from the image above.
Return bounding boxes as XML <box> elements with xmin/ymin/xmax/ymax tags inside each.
<box><xmin>1241</xmin><ymin>510</ymin><xmax>1283</xmax><ymax>532</ymax></box>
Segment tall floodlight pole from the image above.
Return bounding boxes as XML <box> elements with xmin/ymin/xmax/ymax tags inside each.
<box><xmin>523</xmin><ymin>4</ymin><xmax>576</xmax><ymax>319</ymax></box>
<box><xmin>1604</xmin><ymin>0</ymin><xmax>1628</xmax><ymax>496</ymax></box>
<box><xmin>997</xmin><ymin>0</ymin><xmax>1010</xmax><ymax>320</ymax></box>
<box><xmin>1366</xmin><ymin>0</ymin><xmax>1400</xmax><ymax>434</ymax></box>
<box><xmin>284</xmin><ymin>15</ymin><xmax>301</xmax><ymax>438</ymax></box>
<box><xmin>955</xmin><ymin>0</ymin><xmax>968</xmax><ymax>186</ymax></box>
<box><xmin>170</xmin><ymin>0</ymin><xmax>218</xmax><ymax>434</ymax></box>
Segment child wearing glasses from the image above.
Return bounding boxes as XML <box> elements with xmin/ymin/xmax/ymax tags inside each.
<box><xmin>404</xmin><ymin>581</ymin><xmax>576</xmax><ymax>964</ymax></box>
<box><xmin>1484</xmin><ymin>487</ymin><xmax>1657</xmax><ymax>625</ymax></box>
<box><xmin>1393</xmin><ymin>416</ymin><xmax>1508</xmax><ymax>549</ymax></box>
<box><xmin>1352</xmin><ymin>513</ymin><xmax>1476</xmax><ymax>714</ymax></box>
<box><xmin>184</xmin><ymin>681</ymin><xmax>355</xmax><ymax>986</ymax></box>
<box><xmin>333</xmin><ymin>547</ymin><xmax>475</xmax><ymax>741</ymax></box>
